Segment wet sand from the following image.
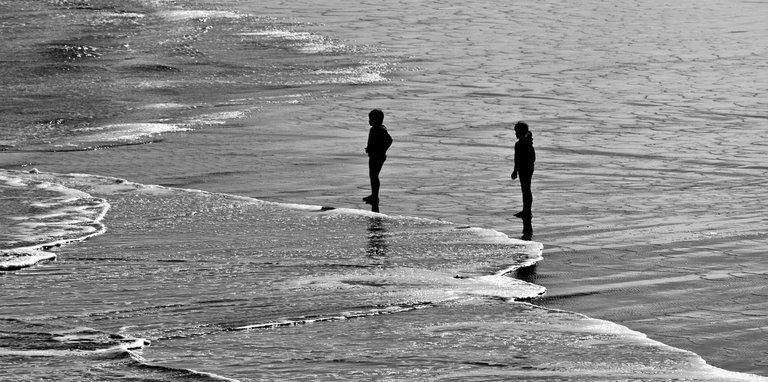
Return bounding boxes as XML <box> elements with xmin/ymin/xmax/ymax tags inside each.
<box><xmin>530</xmin><ymin>222</ymin><xmax>768</xmax><ymax>375</ymax></box>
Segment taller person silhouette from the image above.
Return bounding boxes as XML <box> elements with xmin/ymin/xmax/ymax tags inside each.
<box><xmin>511</xmin><ymin>121</ymin><xmax>535</xmax><ymax>219</ymax></box>
<box><xmin>363</xmin><ymin>109</ymin><xmax>393</xmax><ymax>205</ymax></box>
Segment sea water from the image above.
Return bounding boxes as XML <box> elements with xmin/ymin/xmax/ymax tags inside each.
<box><xmin>2</xmin><ymin>0</ymin><xmax>767</xmax><ymax>380</ymax></box>
<box><xmin>0</xmin><ymin>170</ymin><xmax>757</xmax><ymax>381</ymax></box>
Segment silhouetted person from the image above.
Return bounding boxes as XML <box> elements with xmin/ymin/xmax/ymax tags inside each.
<box><xmin>363</xmin><ymin>109</ymin><xmax>392</xmax><ymax>205</ymax></box>
<box><xmin>511</xmin><ymin>121</ymin><xmax>535</xmax><ymax>219</ymax></box>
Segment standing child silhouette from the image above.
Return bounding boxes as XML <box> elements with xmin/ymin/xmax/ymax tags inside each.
<box><xmin>363</xmin><ymin>109</ymin><xmax>392</xmax><ymax>205</ymax></box>
<box><xmin>511</xmin><ymin>121</ymin><xmax>535</xmax><ymax>218</ymax></box>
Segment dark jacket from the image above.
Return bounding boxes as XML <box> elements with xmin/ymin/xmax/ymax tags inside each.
<box><xmin>514</xmin><ymin>132</ymin><xmax>535</xmax><ymax>173</ymax></box>
<box><xmin>366</xmin><ymin>125</ymin><xmax>392</xmax><ymax>158</ymax></box>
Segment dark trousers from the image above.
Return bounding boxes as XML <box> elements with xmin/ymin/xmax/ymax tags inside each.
<box><xmin>519</xmin><ymin>169</ymin><xmax>533</xmax><ymax>213</ymax></box>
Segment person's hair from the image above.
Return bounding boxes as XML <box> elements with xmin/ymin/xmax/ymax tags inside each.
<box><xmin>514</xmin><ymin>121</ymin><xmax>529</xmax><ymax>132</ymax></box>
<box><xmin>369</xmin><ymin>109</ymin><xmax>384</xmax><ymax>125</ymax></box>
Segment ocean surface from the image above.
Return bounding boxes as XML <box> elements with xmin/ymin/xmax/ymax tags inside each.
<box><xmin>1</xmin><ymin>0</ymin><xmax>767</xmax><ymax>380</ymax></box>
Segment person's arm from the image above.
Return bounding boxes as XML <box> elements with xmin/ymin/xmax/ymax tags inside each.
<box><xmin>365</xmin><ymin>129</ymin><xmax>372</xmax><ymax>155</ymax></box>
<box><xmin>511</xmin><ymin>144</ymin><xmax>518</xmax><ymax>179</ymax></box>
<box><xmin>384</xmin><ymin>130</ymin><xmax>393</xmax><ymax>151</ymax></box>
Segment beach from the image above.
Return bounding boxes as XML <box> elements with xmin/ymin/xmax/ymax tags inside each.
<box><xmin>2</xmin><ymin>0</ymin><xmax>768</xmax><ymax>380</ymax></box>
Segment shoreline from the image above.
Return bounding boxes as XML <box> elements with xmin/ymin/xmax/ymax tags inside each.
<box><xmin>528</xmin><ymin>220</ymin><xmax>768</xmax><ymax>377</ymax></box>
<box><xmin>3</xmin><ymin>167</ymin><xmax>767</xmax><ymax>379</ymax></box>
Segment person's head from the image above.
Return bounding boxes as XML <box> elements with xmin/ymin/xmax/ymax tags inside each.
<box><xmin>369</xmin><ymin>109</ymin><xmax>384</xmax><ymax>127</ymax></box>
<box><xmin>514</xmin><ymin>121</ymin><xmax>529</xmax><ymax>139</ymax></box>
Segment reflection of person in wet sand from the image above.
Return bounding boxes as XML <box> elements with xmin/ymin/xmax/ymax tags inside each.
<box><xmin>363</xmin><ymin>109</ymin><xmax>393</xmax><ymax>205</ymax></box>
<box><xmin>511</xmin><ymin>121</ymin><xmax>535</xmax><ymax>219</ymax></box>
<box><xmin>366</xmin><ymin>217</ymin><xmax>388</xmax><ymax>257</ymax></box>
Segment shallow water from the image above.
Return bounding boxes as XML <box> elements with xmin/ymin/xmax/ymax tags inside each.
<box><xmin>2</xmin><ymin>0</ymin><xmax>768</xmax><ymax>379</ymax></box>
<box><xmin>0</xmin><ymin>170</ymin><xmax>758</xmax><ymax>381</ymax></box>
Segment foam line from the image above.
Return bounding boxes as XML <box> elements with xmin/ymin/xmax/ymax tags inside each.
<box><xmin>1</xmin><ymin>169</ymin><xmax>544</xmax><ymax>278</ymax></box>
<box><xmin>231</xmin><ymin>303</ymin><xmax>434</xmax><ymax>331</ymax></box>
<box><xmin>0</xmin><ymin>170</ymin><xmax>111</xmax><ymax>271</ymax></box>
<box><xmin>0</xmin><ymin>249</ymin><xmax>57</xmax><ymax>271</ymax></box>
<box><xmin>522</xmin><ymin>302</ymin><xmax>768</xmax><ymax>382</ymax></box>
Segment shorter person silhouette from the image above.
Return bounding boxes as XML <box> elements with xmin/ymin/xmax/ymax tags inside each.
<box><xmin>363</xmin><ymin>109</ymin><xmax>392</xmax><ymax>205</ymax></box>
<box><xmin>511</xmin><ymin>121</ymin><xmax>535</xmax><ymax>218</ymax></box>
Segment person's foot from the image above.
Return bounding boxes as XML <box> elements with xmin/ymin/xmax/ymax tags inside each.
<box><xmin>513</xmin><ymin>210</ymin><xmax>531</xmax><ymax>218</ymax></box>
<box><xmin>363</xmin><ymin>195</ymin><xmax>379</xmax><ymax>204</ymax></box>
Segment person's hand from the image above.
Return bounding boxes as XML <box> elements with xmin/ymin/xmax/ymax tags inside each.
<box><xmin>511</xmin><ymin>171</ymin><xmax>517</xmax><ymax>180</ymax></box>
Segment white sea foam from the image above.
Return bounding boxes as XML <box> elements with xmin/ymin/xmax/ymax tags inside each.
<box><xmin>137</xmin><ymin>103</ymin><xmax>194</xmax><ymax>110</ymax></box>
<box><xmin>240</xmin><ymin>29</ymin><xmax>345</xmax><ymax>53</ymax></box>
<box><xmin>0</xmin><ymin>326</ymin><xmax>148</xmax><ymax>358</ymax></box>
<box><xmin>316</xmin><ymin>206</ymin><xmax>384</xmax><ymax>217</ymax></box>
<box><xmin>72</xmin><ymin>123</ymin><xmax>188</xmax><ymax>143</ymax></box>
<box><xmin>1</xmin><ymin>175</ymin><xmax>27</xmax><ymax>188</ymax></box>
<box><xmin>179</xmin><ymin>369</ymin><xmax>241</xmax><ymax>382</ymax></box>
<box><xmin>101</xmin><ymin>12</ymin><xmax>145</xmax><ymax>19</ymax></box>
<box><xmin>284</xmin><ymin>267</ymin><xmax>545</xmax><ymax>305</ymax></box>
<box><xmin>184</xmin><ymin>110</ymin><xmax>250</xmax><ymax>126</ymax></box>
<box><xmin>275</xmin><ymin>202</ymin><xmax>327</xmax><ymax>211</ymax></box>
<box><xmin>0</xmin><ymin>249</ymin><xmax>56</xmax><ymax>271</ymax></box>
<box><xmin>0</xmin><ymin>171</ymin><xmax>110</xmax><ymax>271</ymax></box>
<box><xmin>233</xmin><ymin>303</ymin><xmax>433</xmax><ymax>331</ymax></box>
<box><xmin>157</xmin><ymin>10</ymin><xmax>243</xmax><ymax>21</ymax></box>
<box><xmin>313</xmin><ymin>63</ymin><xmax>390</xmax><ymax>84</ymax></box>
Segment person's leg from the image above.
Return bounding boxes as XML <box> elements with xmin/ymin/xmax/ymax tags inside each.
<box><xmin>368</xmin><ymin>157</ymin><xmax>385</xmax><ymax>201</ymax></box>
<box><xmin>519</xmin><ymin>170</ymin><xmax>533</xmax><ymax>214</ymax></box>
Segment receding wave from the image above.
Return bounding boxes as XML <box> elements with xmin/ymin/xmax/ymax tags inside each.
<box><xmin>0</xmin><ymin>170</ymin><xmax>110</xmax><ymax>271</ymax></box>
<box><xmin>0</xmin><ymin>318</ymin><xmax>237</xmax><ymax>381</ymax></box>
<box><xmin>0</xmin><ymin>318</ymin><xmax>147</xmax><ymax>359</ymax></box>
<box><xmin>3</xmin><ymin>170</ymin><xmax>765</xmax><ymax>381</ymax></box>
<box><xmin>231</xmin><ymin>302</ymin><xmax>434</xmax><ymax>331</ymax></box>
